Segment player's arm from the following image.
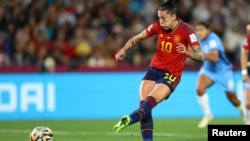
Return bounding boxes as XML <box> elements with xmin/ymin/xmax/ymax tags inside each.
<box><xmin>189</xmin><ymin>45</ymin><xmax>205</xmax><ymax>61</ymax></box>
<box><xmin>176</xmin><ymin>44</ymin><xmax>205</xmax><ymax>61</ymax></box>
<box><xmin>115</xmin><ymin>30</ymin><xmax>149</xmax><ymax>61</ymax></box>
<box><xmin>176</xmin><ymin>32</ymin><xmax>204</xmax><ymax>61</ymax></box>
<box><xmin>204</xmin><ymin>50</ymin><xmax>219</xmax><ymax>62</ymax></box>
<box><xmin>241</xmin><ymin>47</ymin><xmax>249</xmax><ymax>82</ymax></box>
<box><xmin>241</xmin><ymin>47</ymin><xmax>249</xmax><ymax>70</ymax></box>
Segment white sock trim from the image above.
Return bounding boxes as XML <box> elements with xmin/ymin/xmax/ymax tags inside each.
<box><xmin>197</xmin><ymin>93</ymin><xmax>212</xmax><ymax>116</ymax></box>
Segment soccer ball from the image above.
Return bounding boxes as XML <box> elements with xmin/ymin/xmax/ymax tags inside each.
<box><xmin>29</xmin><ymin>126</ymin><xmax>53</xmax><ymax>141</ymax></box>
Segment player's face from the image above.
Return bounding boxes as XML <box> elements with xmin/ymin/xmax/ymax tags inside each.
<box><xmin>195</xmin><ymin>25</ymin><xmax>209</xmax><ymax>40</ymax></box>
<box><xmin>158</xmin><ymin>10</ymin><xmax>176</xmax><ymax>30</ymax></box>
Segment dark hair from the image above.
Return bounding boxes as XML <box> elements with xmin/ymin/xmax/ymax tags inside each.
<box><xmin>158</xmin><ymin>0</ymin><xmax>177</xmax><ymax>15</ymax></box>
<box><xmin>196</xmin><ymin>21</ymin><xmax>210</xmax><ymax>29</ymax></box>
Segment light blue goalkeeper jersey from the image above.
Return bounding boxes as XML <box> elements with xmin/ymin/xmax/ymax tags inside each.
<box><xmin>199</xmin><ymin>32</ymin><xmax>232</xmax><ymax>72</ymax></box>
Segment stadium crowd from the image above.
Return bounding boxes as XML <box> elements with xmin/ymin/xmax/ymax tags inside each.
<box><xmin>0</xmin><ymin>0</ymin><xmax>249</xmax><ymax>72</ymax></box>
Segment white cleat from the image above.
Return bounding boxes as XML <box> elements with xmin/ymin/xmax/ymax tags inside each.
<box><xmin>198</xmin><ymin>114</ymin><xmax>213</xmax><ymax>128</ymax></box>
<box><xmin>244</xmin><ymin>116</ymin><xmax>250</xmax><ymax>125</ymax></box>
<box><xmin>245</xmin><ymin>121</ymin><xmax>250</xmax><ymax>125</ymax></box>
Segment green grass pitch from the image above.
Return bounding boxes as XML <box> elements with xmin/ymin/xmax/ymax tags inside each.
<box><xmin>0</xmin><ymin>118</ymin><xmax>244</xmax><ymax>141</ymax></box>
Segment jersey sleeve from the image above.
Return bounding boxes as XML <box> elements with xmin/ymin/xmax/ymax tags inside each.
<box><xmin>187</xmin><ymin>33</ymin><xmax>199</xmax><ymax>47</ymax></box>
<box><xmin>208</xmin><ymin>39</ymin><xmax>219</xmax><ymax>51</ymax></box>
<box><xmin>247</xmin><ymin>34</ymin><xmax>250</xmax><ymax>44</ymax></box>
<box><xmin>242</xmin><ymin>34</ymin><xmax>250</xmax><ymax>50</ymax></box>
<box><xmin>180</xmin><ymin>22</ymin><xmax>199</xmax><ymax>47</ymax></box>
<box><xmin>243</xmin><ymin>40</ymin><xmax>250</xmax><ymax>50</ymax></box>
<box><xmin>145</xmin><ymin>22</ymin><xmax>158</xmax><ymax>37</ymax></box>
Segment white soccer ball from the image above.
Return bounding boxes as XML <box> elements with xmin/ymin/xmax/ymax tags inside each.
<box><xmin>29</xmin><ymin>126</ymin><xmax>53</xmax><ymax>141</ymax></box>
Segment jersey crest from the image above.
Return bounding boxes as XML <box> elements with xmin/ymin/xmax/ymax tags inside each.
<box><xmin>174</xmin><ymin>35</ymin><xmax>180</xmax><ymax>43</ymax></box>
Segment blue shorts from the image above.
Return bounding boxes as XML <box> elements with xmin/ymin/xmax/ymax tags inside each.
<box><xmin>243</xmin><ymin>82</ymin><xmax>250</xmax><ymax>90</ymax></box>
<box><xmin>142</xmin><ymin>67</ymin><xmax>181</xmax><ymax>93</ymax></box>
<box><xmin>198</xmin><ymin>68</ymin><xmax>236</xmax><ymax>92</ymax></box>
<box><xmin>243</xmin><ymin>69</ymin><xmax>250</xmax><ymax>90</ymax></box>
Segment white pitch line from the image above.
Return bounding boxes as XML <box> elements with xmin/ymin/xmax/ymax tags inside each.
<box><xmin>0</xmin><ymin>129</ymin><xmax>206</xmax><ymax>138</ymax></box>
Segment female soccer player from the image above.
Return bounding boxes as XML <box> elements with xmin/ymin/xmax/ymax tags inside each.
<box><xmin>195</xmin><ymin>21</ymin><xmax>245</xmax><ymax>128</ymax></box>
<box><xmin>240</xmin><ymin>22</ymin><xmax>250</xmax><ymax>125</ymax></box>
<box><xmin>113</xmin><ymin>1</ymin><xmax>204</xmax><ymax>141</ymax></box>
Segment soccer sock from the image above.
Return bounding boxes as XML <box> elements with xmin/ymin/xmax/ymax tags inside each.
<box><xmin>236</xmin><ymin>103</ymin><xmax>245</xmax><ymax>116</ymax></box>
<box><xmin>236</xmin><ymin>103</ymin><xmax>242</xmax><ymax>112</ymax></box>
<box><xmin>141</xmin><ymin>114</ymin><xmax>153</xmax><ymax>141</ymax></box>
<box><xmin>236</xmin><ymin>103</ymin><xmax>243</xmax><ymax>110</ymax></box>
<box><xmin>140</xmin><ymin>101</ymin><xmax>153</xmax><ymax>141</ymax></box>
<box><xmin>246</xmin><ymin>109</ymin><xmax>250</xmax><ymax>121</ymax></box>
<box><xmin>129</xmin><ymin>96</ymin><xmax>157</xmax><ymax>125</ymax></box>
<box><xmin>197</xmin><ymin>93</ymin><xmax>212</xmax><ymax>115</ymax></box>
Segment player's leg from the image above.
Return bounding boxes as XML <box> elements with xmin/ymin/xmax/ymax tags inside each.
<box><xmin>139</xmin><ymin>100</ymin><xmax>154</xmax><ymax>141</ymax></box>
<box><xmin>113</xmin><ymin>82</ymin><xmax>168</xmax><ymax>133</ymax></box>
<box><xmin>113</xmin><ymin>67</ymin><xmax>179</xmax><ymax>138</ymax></box>
<box><xmin>113</xmin><ymin>83</ymin><xmax>170</xmax><ymax>127</ymax></box>
<box><xmin>139</xmin><ymin>80</ymin><xmax>155</xmax><ymax>141</ymax></box>
<box><xmin>217</xmin><ymin>70</ymin><xmax>246</xmax><ymax>120</ymax></box>
<box><xmin>135</xmin><ymin>68</ymin><xmax>180</xmax><ymax>141</ymax></box>
<box><xmin>196</xmin><ymin>71</ymin><xmax>214</xmax><ymax>128</ymax></box>
<box><xmin>244</xmin><ymin>89</ymin><xmax>250</xmax><ymax>124</ymax></box>
<box><xmin>113</xmin><ymin>67</ymin><xmax>158</xmax><ymax>133</ymax></box>
<box><xmin>242</xmin><ymin>82</ymin><xmax>250</xmax><ymax>124</ymax></box>
<box><xmin>123</xmin><ymin>83</ymin><xmax>171</xmax><ymax>139</ymax></box>
<box><xmin>124</xmin><ymin>69</ymin><xmax>179</xmax><ymax>134</ymax></box>
<box><xmin>225</xmin><ymin>91</ymin><xmax>246</xmax><ymax>119</ymax></box>
<box><xmin>225</xmin><ymin>91</ymin><xmax>241</xmax><ymax>106</ymax></box>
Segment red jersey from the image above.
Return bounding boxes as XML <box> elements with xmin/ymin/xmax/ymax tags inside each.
<box><xmin>248</xmin><ymin>34</ymin><xmax>250</xmax><ymax>44</ymax></box>
<box><xmin>145</xmin><ymin>19</ymin><xmax>199</xmax><ymax>77</ymax></box>
<box><xmin>243</xmin><ymin>34</ymin><xmax>250</xmax><ymax>50</ymax></box>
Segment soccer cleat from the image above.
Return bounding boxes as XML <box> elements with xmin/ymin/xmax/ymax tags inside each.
<box><xmin>198</xmin><ymin>114</ymin><xmax>213</xmax><ymax>128</ymax></box>
<box><xmin>244</xmin><ymin>112</ymin><xmax>250</xmax><ymax>125</ymax></box>
<box><xmin>113</xmin><ymin>115</ymin><xmax>131</xmax><ymax>132</ymax></box>
<box><xmin>245</xmin><ymin>120</ymin><xmax>250</xmax><ymax>125</ymax></box>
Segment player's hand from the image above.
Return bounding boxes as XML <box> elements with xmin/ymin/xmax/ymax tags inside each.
<box><xmin>176</xmin><ymin>43</ymin><xmax>187</xmax><ymax>54</ymax></box>
<box><xmin>115</xmin><ymin>49</ymin><xmax>126</xmax><ymax>61</ymax></box>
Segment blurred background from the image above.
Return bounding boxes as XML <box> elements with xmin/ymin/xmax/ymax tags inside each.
<box><xmin>0</xmin><ymin>0</ymin><xmax>250</xmax><ymax>120</ymax></box>
<box><xmin>0</xmin><ymin>0</ymin><xmax>249</xmax><ymax>72</ymax></box>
